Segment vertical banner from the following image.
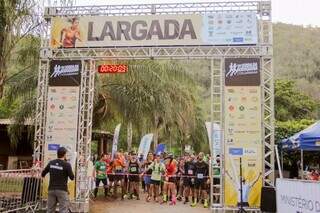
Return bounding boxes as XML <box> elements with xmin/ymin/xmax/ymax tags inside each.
<box><xmin>138</xmin><ymin>134</ymin><xmax>154</xmax><ymax>160</ymax></box>
<box><xmin>205</xmin><ymin>122</ymin><xmax>221</xmax><ymax>156</ymax></box>
<box><xmin>127</xmin><ymin>122</ymin><xmax>133</xmax><ymax>152</ymax></box>
<box><xmin>111</xmin><ymin>124</ymin><xmax>121</xmax><ymax>160</ymax></box>
<box><xmin>224</xmin><ymin>58</ymin><xmax>263</xmax><ymax>208</ymax></box>
<box><xmin>43</xmin><ymin>60</ymin><xmax>82</xmax><ymax>198</ymax></box>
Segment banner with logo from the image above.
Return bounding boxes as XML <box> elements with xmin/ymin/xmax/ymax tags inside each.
<box><xmin>43</xmin><ymin>60</ymin><xmax>82</xmax><ymax>198</ymax></box>
<box><xmin>111</xmin><ymin>123</ymin><xmax>121</xmax><ymax>160</ymax></box>
<box><xmin>205</xmin><ymin>122</ymin><xmax>221</xmax><ymax>157</ymax></box>
<box><xmin>138</xmin><ymin>134</ymin><xmax>154</xmax><ymax>160</ymax></box>
<box><xmin>50</xmin><ymin>12</ymin><xmax>257</xmax><ymax>48</ymax></box>
<box><xmin>224</xmin><ymin>58</ymin><xmax>262</xmax><ymax>208</ymax></box>
<box><xmin>276</xmin><ymin>179</ymin><xmax>320</xmax><ymax>213</ymax></box>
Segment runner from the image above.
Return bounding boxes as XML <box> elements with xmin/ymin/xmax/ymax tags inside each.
<box><xmin>128</xmin><ymin>152</ymin><xmax>141</xmax><ymax>200</ymax></box>
<box><xmin>59</xmin><ymin>17</ymin><xmax>82</xmax><ymax>48</ymax></box>
<box><xmin>162</xmin><ymin>153</ymin><xmax>178</xmax><ymax>205</ymax></box>
<box><xmin>176</xmin><ymin>156</ymin><xmax>185</xmax><ymax>201</ymax></box>
<box><xmin>145</xmin><ymin>154</ymin><xmax>165</xmax><ymax>202</ymax></box>
<box><xmin>183</xmin><ymin>154</ymin><xmax>196</xmax><ymax>204</ymax></box>
<box><xmin>105</xmin><ymin>153</ymin><xmax>114</xmax><ymax>196</ymax></box>
<box><xmin>143</xmin><ymin>152</ymin><xmax>154</xmax><ymax>200</ymax></box>
<box><xmin>123</xmin><ymin>152</ymin><xmax>130</xmax><ymax>198</ymax></box>
<box><xmin>191</xmin><ymin>152</ymin><xmax>209</xmax><ymax>208</ymax></box>
<box><xmin>112</xmin><ymin>152</ymin><xmax>126</xmax><ymax>200</ymax></box>
<box><xmin>93</xmin><ymin>153</ymin><xmax>108</xmax><ymax>198</ymax></box>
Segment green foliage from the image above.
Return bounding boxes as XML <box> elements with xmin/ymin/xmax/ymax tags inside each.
<box><xmin>274</xmin><ymin>23</ymin><xmax>320</xmax><ymax>101</ymax></box>
<box><xmin>275</xmin><ymin>79</ymin><xmax>317</xmax><ymax>121</ymax></box>
<box><xmin>275</xmin><ymin>119</ymin><xmax>315</xmax><ymax>144</ymax></box>
<box><xmin>0</xmin><ymin>0</ymin><xmax>40</xmax><ymax>98</ymax></box>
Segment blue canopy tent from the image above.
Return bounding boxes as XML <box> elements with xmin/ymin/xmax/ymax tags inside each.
<box><xmin>280</xmin><ymin>121</ymin><xmax>320</xmax><ymax>178</ymax></box>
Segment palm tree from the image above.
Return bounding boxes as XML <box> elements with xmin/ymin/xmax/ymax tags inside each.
<box><xmin>6</xmin><ymin>56</ymin><xmax>207</xmax><ymax>153</ymax></box>
<box><xmin>0</xmin><ymin>0</ymin><xmax>41</xmax><ymax>98</ymax></box>
<box><xmin>98</xmin><ymin>60</ymin><xmax>199</xmax><ymax>150</ymax></box>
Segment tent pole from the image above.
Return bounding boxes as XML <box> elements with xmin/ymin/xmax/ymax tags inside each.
<box><xmin>281</xmin><ymin>150</ymin><xmax>284</xmax><ymax>174</ymax></box>
<box><xmin>275</xmin><ymin>145</ymin><xmax>283</xmax><ymax>178</ymax></box>
<box><xmin>300</xmin><ymin>150</ymin><xmax>304</xmax><ymax>179</ymax></box>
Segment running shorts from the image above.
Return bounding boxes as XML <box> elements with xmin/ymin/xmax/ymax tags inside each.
<box><xmin>150</xmin><ymin>179</ymin><xmax>161</xmax><ymax>186</ymax></box>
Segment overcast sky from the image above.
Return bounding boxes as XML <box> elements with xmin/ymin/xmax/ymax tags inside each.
<box><xmin>71</xmin><ymin>0</ymin><xmax>320</xmax><ymax>27</ymax></box>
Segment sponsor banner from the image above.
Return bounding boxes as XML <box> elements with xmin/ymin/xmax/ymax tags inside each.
<box><xmin>138</xmin><ymin>134</ymin><xmax>154</xmax><ymax>160</ymax></box>
<box><xmin>50</xmin><ymin>12</ymin><xmax>258</xmax><ymax>48</ymax></box>
<box><xmin>202</xmin><ymin>11</ymin><xmax>258</xmax><ymax>45</ymax></box>
<box><xmin>43</xmin><ymin>86</ymin><xmax>80</xmax><ymax>198</ymax></box>
<box><xmin>205</xmin><ymin>122</ymin><xmax>221</xmax><ymax>156</ymax></box>
<box><xmin>49</xmin><ymin>60</ymin><xmax>81</xmax><ymax>86</ymax></box>
<box><xmin>224</xmin><ymin>86</ymin><xmax>262</xmax><ymax>208</ymax></box>
<box><xmin>225</xmin><ymin>58</ymin><xmax>260</xmax><ymax>86</ymax></box>
<box><xmin>111</xmin><ymin>124</ymin><xmax>122</xmax><ymax>160</ymax></box>
<box><xmin>276</xmin><ymin>179</ymin><xmax>320</xmax><ymax>213</ymax></box>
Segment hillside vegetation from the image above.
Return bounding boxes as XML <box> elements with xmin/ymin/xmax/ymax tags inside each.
<box><xmin>274</xmin><ymin>23</ymin><xmax>320</xmax><ymax>101</ymax></box>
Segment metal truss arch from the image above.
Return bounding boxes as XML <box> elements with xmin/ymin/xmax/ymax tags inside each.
<box><xmin>34</xmin><ymin>1</ymin><xmax>274</xmax><ymax>212</ymax></box>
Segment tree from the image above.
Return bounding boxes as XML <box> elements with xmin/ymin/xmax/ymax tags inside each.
<box><xmin>275</xmin><ymin>79</ymin><xmax>317</xmax><ymax>121</ymax></box>
<box><xmin>0</xmin><ymin>0</ymin><xmax>41</xmax><ymax>98</ymax></box>
<box><xmin>98</xmin><ymin>60</ymin><xmax>200</xmax><ymax>151</ymax></box>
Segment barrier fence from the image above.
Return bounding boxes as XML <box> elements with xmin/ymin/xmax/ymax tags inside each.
<box><xmin>0</xmin><ymin>169</ymin><xmax>41</xmax><ymax>212</ymax></box>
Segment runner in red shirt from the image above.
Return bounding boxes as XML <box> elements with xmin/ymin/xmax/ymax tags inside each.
<box><xmin>162</xmin><ymin>153</ymin><xmax>178</xmax><ymax>205</ymax></box>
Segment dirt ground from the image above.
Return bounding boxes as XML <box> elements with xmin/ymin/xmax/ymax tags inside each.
<box><xmin>90</xmin><ymin>194</ymin><xmax>210</xmax><ymax>213</ymax></box>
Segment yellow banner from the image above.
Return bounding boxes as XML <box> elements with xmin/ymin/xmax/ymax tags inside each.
<box><xmin>224</xmin><ymin>86</ymin><xmax>262</xmax><ymax>208</ymax></box>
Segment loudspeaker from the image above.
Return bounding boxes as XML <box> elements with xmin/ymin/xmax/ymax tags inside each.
<box><xmin>260</xmin><ymin>186</ymin><xmax>276</xmax><ymax>212</ymax></box>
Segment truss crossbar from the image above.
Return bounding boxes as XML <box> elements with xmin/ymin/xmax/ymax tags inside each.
<box><xmin>47</xmin><ymin>46</ymin><xmax>272</xmax><ymax>60</ymax></box>
<box><xmin>46</xmin><ymin>1</ymin><xmax>271</xmax><ymax>17</ymax></box>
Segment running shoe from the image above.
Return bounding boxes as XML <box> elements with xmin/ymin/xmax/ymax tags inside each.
<box><xmin>190</xmin><ymin>198</ymin><xmax>197</xmax><ymax>207</ymax></box>
<box><xmin>204</xmin><ymin>199</ymin><xmax>209</xmax><ymax>208</ymax></box>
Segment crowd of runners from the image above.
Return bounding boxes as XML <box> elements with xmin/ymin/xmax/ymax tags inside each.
<box><xmin>92</xmin><ymin>151</ymin><xmax>217</xmax><ymax>208</ymax></box>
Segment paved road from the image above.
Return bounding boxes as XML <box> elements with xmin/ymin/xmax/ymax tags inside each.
<box><xmin>90</xmin><ymin>195</ymin><xmax>210</xmax><ymax>213</ymax></box>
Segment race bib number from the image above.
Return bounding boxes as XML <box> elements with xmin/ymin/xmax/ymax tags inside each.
<box><xmin>188</xmin><ymin>170</ymin><xmax>193</xmax><ymax>175</ymax></box>
<box><xmin>130</xmin><ymin>167</ymin><xmax>137</xmax><ymax>172</ymax></box>
<box><xmin>197</xmin><ymin>173</ymin><xmax>204</xmax><ymax>179</ymax></box>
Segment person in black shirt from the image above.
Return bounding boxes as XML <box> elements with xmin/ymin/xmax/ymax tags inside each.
<box><xmin>128</xmin><ymin>152</ymin><xmax>141</xmax><ymax>200</ymax></box>
<box><xmin>190</xmin><ymin>152</ymin><xmax>209</xmax><ymax>208</ymax></box>
<box><xmin>41</xmin><ymin>147</ymin><xmax>75</xmax><ymax>213</ymax></box>
<box><xmin>183</xmin><ymin>154</ymin><xmax>195</xmax><ymax>204</ymax></box>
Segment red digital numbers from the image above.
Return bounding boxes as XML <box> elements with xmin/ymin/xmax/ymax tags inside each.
<box><xmin>98</xmin><ymin>64</ymin><xmax>128</xmax><ymax>74</ymax></box>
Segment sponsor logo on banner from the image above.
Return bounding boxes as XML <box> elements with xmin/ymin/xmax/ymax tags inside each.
<box><xmin>49</xmin><ymin>60</ymin><xmax>81</xmax><ymax>86</ymax></box>
<box><xmin>225</xmin><ymin>58</ymin><xmax>260</xmax><ymax>86</ymax></box>
<box><xmin>50</xmin><ymin>12</ymin><xmax>257</xmax><ymax>48</ymax></box>
<box><xmin>229</xmin><ymin>148</ymin><xmax>243</xmax><ymax>156</ymax></box>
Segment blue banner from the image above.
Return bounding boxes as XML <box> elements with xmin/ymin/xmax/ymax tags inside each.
<box><xmin>155</xmin><ymin>143</ymin><xmax>166</xmax><ymax>155</ymax></box>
